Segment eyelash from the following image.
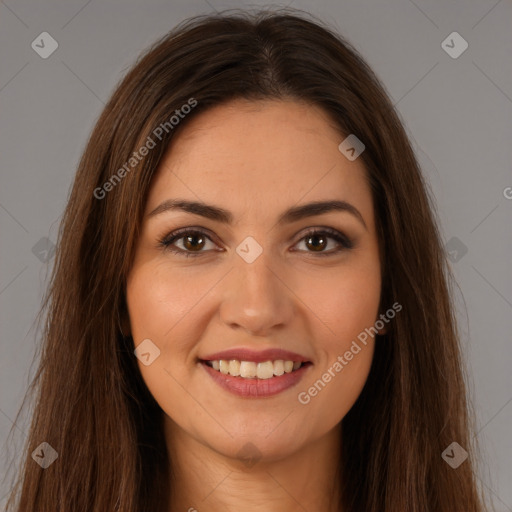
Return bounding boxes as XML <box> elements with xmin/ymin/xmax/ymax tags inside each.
<box><xmin>157</xmin><ymin>227</ymin><xmax>354</xmax><ymax>258</ymax></box>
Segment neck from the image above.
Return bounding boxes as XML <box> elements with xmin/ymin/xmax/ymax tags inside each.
<box><xmin>164</xmin><ymin>419</ymin><xmax>343</xmax><ymax>512</ymax></box>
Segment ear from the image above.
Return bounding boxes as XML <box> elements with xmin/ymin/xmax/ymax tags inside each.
<box><xmin>375</xmin><ymin>311</ymin><xmax>389</xmax><ymax>336</ymax></box>
<box><xmin>377</xmin><ymin>324</ymin><xmax>388</xmax><ymax>335</ymax></box>
<box><xmin>118</xmin><ymin>295</ymin><xmax>132</xmax><ymax>338</ymax></box>
<box><xmin>120</xmin><ymin>312</ymin><xmax>132</xmax><ymax>337</ymax></box>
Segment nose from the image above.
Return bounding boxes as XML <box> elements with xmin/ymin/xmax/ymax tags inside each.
<box><xmin>219</xmin><ymin>252</ymin><xmax>295</xmax><ymax>337</ymax></box>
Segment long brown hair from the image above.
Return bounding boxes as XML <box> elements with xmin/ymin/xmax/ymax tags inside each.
<box><xmin>5</xmin><ymin>7</ymin><xmax>488</xmax><ymax>511</ymax></box>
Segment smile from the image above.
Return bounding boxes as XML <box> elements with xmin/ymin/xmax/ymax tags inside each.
<box><xmin>199</xmin><ymin>351</ymin><xmax>312</xmax><ymax>398</ymax></box>
<box><xmin>205</xmin><ymin>359</ymin><xmax>305</xmax><ymax>379</ymax></box>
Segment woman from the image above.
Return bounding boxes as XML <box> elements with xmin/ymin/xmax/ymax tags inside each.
<box><xmin>6</xmin><ymin>8</ymin><xmax>488</xmax><ymax>511</ymax></box>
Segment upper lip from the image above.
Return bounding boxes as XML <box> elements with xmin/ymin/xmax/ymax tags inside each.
<box><xmin>200</xmin><ymin>348</ymin><xmax>311</xmax><ymax>363</ymax></box>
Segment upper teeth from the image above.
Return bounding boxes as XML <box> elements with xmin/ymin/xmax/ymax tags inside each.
<box><xmin>208</xmin><ymin>360</ymin><xmax>302</xmax><ymax>379</ymax></box>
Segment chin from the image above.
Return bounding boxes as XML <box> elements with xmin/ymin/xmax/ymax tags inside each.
<box><xmin>220</xmin><ymin>437</ymin><xmax>302</xmax><ymax>467</ymax></box>
<box><xmin>200</xmin><ymin>421</ymin><xmax>310</xmax><ymax>464</ymax></box>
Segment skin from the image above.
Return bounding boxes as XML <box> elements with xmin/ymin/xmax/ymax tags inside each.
<box><xmin>125</xmin><ymin>99</ymin><xmax>384</xmax><ymax>512</ymax></box>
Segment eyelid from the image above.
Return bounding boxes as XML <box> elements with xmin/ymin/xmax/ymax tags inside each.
<box><xmin>158</xmin><ymin>227</ymin><xmax>220</xmax><ymax>257</ymax></box>
<box><xmin>293</xmin><ymin>226</ymin><xmax>353</xmax><ymax>250</ymax></box>
<box><xmin>158</xmin><ymin>226</ymin><xmax>353</xmax><ymax>257</ymax></box>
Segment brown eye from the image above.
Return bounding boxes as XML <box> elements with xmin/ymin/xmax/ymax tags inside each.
<box><xmin>159</xmin><ymin>227</ymin><xmax>353</xmax><ymax>258</ymax></box>
<box><xmin>158</xmin><ymin>229</ymin><xmax>218</xmax><ymax>258</ymax></box>
<box><xmin>182</xmin><ymin>233</ymin><xmax>206</xmax><ymax>252</ymax></box>
<box><xmin>304</xmin><ymin>233</ymin><xmax>328</xmax><ymax>252</ymax></box>
<box><xmin>293</xmin><ymin>229</ymin><xmax>353</xmax><ymax>256</ymax></box>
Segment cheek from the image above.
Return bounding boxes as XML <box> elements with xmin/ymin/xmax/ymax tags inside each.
<box><xmin>126</xmin><ymin>242</ymin><xmax>382</xmax><ymax>438</ymax></box>
<box><xmin>308</xmin><ymin>341</ymin><xmax>375</xmax><ymax>429</ymax></box>
<box><xmin>126</xmin><ymin>262</ymin><xmax>209</xmax><ymax>345</ymax></box>
<box><xmin>298</xmin><ymin>322</ymin><xmax>376</xmax><ymax>428</ymax></box>
<box><xmin>304</xmin><ymin>255</ymin><xmax>382</xmax><ymax>345</ymax></box>
<box><xmin>296</xmin><ymin>258</ymin><xmax>380</xmax><ymax>420</ymax></box>
<box><xmin>125</xmin><ymin>263</ymin><xmax>220</xmax><ymax>418</ymax></box>
<box><xmin>125</xmin><ymin>265</ymin><xmax>209</xmax><ymax>433</ymax></box>
<box><xmin>125</xmin><ymin>266</ymin><xmax>193</xmax><ymax>390</ymax></box>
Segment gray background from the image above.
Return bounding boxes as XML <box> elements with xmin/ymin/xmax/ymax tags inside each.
<box><xmin>0</xmin><ymin>0</ymin><xmax>511</xmax><ymax>509</ymax></box>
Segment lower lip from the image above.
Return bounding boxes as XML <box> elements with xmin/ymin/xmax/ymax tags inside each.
<box><xmin>200</xmin><ymin>361</ymin><xmax>311</xmax><ymax>398</ymax></box>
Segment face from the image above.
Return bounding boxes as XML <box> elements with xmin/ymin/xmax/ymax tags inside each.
<box><xmin>125</xmin><ymin>99</ymin><xmax>383</xmax><ymax>463</ymax></box>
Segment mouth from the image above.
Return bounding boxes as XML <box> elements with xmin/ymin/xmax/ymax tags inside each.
<box><xmin>198</xmin><ymin>351</ymin><xmax>312</xmax><ymax>398</ymax></box>
<box><xmin>201</xmin><ymin>359</ymin><xmax>311</xmax><ymax>379</ymax></box>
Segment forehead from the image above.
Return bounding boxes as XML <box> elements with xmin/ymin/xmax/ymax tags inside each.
<box><xmin>146</xmin><ymin>99</ymin><xmax>373</xmax><ymax>225</ymax></box>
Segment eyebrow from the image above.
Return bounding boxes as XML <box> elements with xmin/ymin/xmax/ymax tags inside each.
<box><xmin>147</xmin><ymin>198</ymin><xmax>367</xmax><ymax>230</ymax></box>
